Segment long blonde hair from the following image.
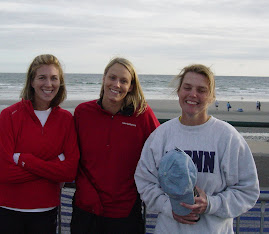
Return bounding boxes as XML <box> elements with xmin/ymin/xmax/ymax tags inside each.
<box><xmin>100</xmin><ymin>57</ymin><xmax>147</xmax><ymax>115</ymax></box>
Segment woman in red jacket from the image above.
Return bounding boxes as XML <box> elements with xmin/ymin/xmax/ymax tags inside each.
<box><xmin>71</xmin><ymin>57</ymin><xmax>160</xmax><ymax>234</ymax></box>
<box><xmin>0</xmin><ymin>54</ymin><xmax>79</xmax><ymax>234</ymax></box>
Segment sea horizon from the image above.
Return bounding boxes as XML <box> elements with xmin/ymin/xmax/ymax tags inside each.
<box><xmin>0</xmin><ymin>73</ymin><xmax>269</xmax><ymax>102</ymax></box>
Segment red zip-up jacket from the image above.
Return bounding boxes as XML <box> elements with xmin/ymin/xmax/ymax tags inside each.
<box><xmin>74</xmin><ymin>100</ymin><xmax>160</xmax><ymax>218</ymax></box>
<box><xmin>0</xmin><ymin>99</ymin><xmax>79</xmax><ymax>209</ymax></box>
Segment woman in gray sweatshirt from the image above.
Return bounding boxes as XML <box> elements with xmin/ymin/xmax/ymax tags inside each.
<box><xmin>135</xmin><ymin>64</ymin><xmax>259</xmax><ymax>234</ymax></box>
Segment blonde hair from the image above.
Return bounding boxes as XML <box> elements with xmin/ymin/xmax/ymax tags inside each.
<box><xmin>21</xmin><ymin>54</ymin><xmax>66</xmax><ymax>107</ymax></box>
<box><xmin>173</xmin><ymin>64</ymin><xmax>215</xmax><ymax>102</ymax></box>
<box><xmin>100</xmin><ymin>57</ymin><xmax>147</xmax><ymax>115</ymax></box>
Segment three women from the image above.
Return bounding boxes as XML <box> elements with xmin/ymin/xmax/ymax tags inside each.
<box><xmin>0</xmin><ymin>56</ymin><xmax>260</xmax><ymax>234</ymax></box>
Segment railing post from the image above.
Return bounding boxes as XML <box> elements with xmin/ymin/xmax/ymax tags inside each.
<box><xmin>142</xmin><ymin>201</ymin><xmax>146</xmax><ymax>234</ymax></box>
<box><xmin>260</xmin><ymin>200</ymin><xmax>265</xmax><ymax>234</ymax></box>
<box><xmin>236</xmin><ymin>216</ymin><xmax>240</xmax><ymax>233</ymax></box>
<box><xmin>259</xmin><ymin>192</ymin><xmax>269</xmax><ymax>234</ymax></box>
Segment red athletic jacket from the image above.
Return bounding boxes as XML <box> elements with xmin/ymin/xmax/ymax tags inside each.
<box><xmin>0</xmin><ymin>99</ymin><xmax>79</xmax><ymax>209</ymax></box>
<box><xmin>74</xmin><ymin>100</ymin><xmax>160</xmax><ymax>218</ymax></box>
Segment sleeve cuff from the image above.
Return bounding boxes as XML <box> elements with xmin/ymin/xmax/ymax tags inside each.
<box><xmin>13</xmin><ymin>153</ymin><xmax>21</xmax><ymax>165</ymax></box>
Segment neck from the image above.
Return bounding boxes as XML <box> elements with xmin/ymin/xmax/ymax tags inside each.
<box><xmin>102</xmin><ymin>98</ymin><xmax>122</xmax><ymax>115</ymax></box>
<box><xmin>180</xmin><ymin>113</ymin><xmax>210</xmax><ymax>126</ymax></box>
<box><xmin>32</xmin><ymin>101</ymin><xmax>50</xmax><ymax>111</ymax></box>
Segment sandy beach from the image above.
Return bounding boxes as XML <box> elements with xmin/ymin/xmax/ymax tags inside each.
<box><xmin>1</xmin><ymin>99</ymin><xmax>268</xmax><ymax>122</ymax></box>
<box><xmin>145</xmin><ymin>99</ymin><xmax>269</xmax><ymax>122</ymax></box>
<box><xmin>1</xmin><ymin>98</ymin><xmax>269</xmax><ymax>187</ymax></box>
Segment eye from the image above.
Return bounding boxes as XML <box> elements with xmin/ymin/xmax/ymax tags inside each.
<box><xmin>198</xmin><ymin>88</ymin><xmax>207</xmax><ymax>93</ymax></box>
<box><xmin>51</xmin><ymin>76</ymin><xmax>59</xmax><ymax>81</ymax></box>
<box><xmin>183</xmin><ymin>86</ymin><xmax>191</xmax><ymax>91</ymax></box>
<box><xmin>109</xmin><ymin>75</ymin><xmax>116</xmax><ymax>80</ymax></box>
<box><xmin>121</xmin><ymin>79</ymin><xmax>128</xmax><ymax>84</ymax></box>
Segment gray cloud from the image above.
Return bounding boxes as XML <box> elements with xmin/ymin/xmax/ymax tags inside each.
<box><xmin>0</xmin><ymin>0</ymin><xmax>269</xmax><ymax>75</ymax></box>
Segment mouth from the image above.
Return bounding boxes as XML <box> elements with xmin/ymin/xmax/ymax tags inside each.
<box><xmin>110</xmin><ymin>89</ymin><xmax>120</xmax><ymax>94</ymax></box>
<box><xmin>42</xmin><ymin>89</ymin><xmax>53</xmax><ymax>94</ymax></box>
<box><xmin>186</xmin><ymin>100</ymin><xmax>198</xmax><ymax>105</ymax></box>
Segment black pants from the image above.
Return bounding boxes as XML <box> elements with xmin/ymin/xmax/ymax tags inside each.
<box><xmin>71</xmin><ymin>196</ymin><xmax>145</xmax><ymax>234</ymax></box>
<box><xmin>0</xmin><ymin>207</ymin><xmax>58</xmax><ymax>234</ymax></box>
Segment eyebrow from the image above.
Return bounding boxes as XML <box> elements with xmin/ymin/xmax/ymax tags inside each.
<box><xmin>183</xmin><ymin>83</ymin><xmax>208</xmax><ymax>88</ymax></box>
<box><xmin>108</xmin><ymin>73</ymin><xmax>130</xmax><ymax>80</ymax></box>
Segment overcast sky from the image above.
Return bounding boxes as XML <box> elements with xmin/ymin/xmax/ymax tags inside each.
<box><xmin>1</xmin><ymin>0</ymin><xmax>269</xmax><ymax>76</ymax></box>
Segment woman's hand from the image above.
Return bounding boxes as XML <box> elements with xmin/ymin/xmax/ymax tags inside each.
<box><xmin>172</xmin><ymin>186</ymin><xmax>208</xmax><ymax>224</ymax></box>
<box><xmin>172</xmin><ymin>211</ymin><xmax>199</xmax><ymax>224</ymax></box>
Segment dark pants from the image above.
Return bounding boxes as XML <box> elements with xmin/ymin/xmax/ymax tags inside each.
<box><xmin>71</xmin><ymin>196</ymin><xmax>145</xmax><ymax>234</ymax></box>
<box><xmin>0</xmin><ymin>207</ymin><xmax>58</xmax><ymax>234</ymax></box>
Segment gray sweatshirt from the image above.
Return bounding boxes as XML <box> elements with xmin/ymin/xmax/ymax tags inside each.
<box><xmin>135</xmin><ymin>116</ymin><xmax>259</xmax><ymax>234</ymax></box>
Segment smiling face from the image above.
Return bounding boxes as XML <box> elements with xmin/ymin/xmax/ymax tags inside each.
<box><xmin>102</xmin><ymin>63</ymin><xmax>133</xmax><ymax>114</ymax></box>
<box><xmin>178</xmin><ymin>71</ymin><xmax>213</xmax><ymax>125</ymax></box>
<box><xmin>31</xmin><ymin>64</ymin><xmax>60</xmax><ymax>110</ymax></box>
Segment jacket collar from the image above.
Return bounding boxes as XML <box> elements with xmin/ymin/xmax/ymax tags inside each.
<box><xmin>97</xmin><ymin>98</ymin><xmax>134</xmax><ymax>116</ymax></box>
<box><xmin>21</xmin><ymin>99</ymin><xmax>58</xmax><ymax>122</ymax></box>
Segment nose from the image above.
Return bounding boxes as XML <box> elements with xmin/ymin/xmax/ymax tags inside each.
<box><xmin>189</xmin><ymin>88</ymin><xmax>197</xmax><ymax>97</ymax></box>
<box><xmin>113</xmin><ymin>78</ymin><xmax>120</xmax><ymax>87</ymax></box>
<box><xmin>45</xmin><ymin>78</ymin><xmax>52</xmax><ymax>86</ymax></box>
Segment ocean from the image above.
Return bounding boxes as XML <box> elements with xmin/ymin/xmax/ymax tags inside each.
<box><xmin>0</xmin><ymin>73</ymin><xmax>268</xmax><ymax>102</ymax></box>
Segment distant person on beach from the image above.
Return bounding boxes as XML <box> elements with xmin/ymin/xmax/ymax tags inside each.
<box><xmin>0</xmin><ymin>54</ymin><xmax>79</xmax><ymax>233</ymax></box>
<box><xmin>215</xmin><ymin>100</ymin><xmax>219</xmax><ymax>110</ymax></box>
<box><xmin>227</xmin><ymin>101</ymin><xmax>231</xmax><ymax>111</ymax></box>
<box><xmin>256</xmin><ymin>101</ymin><xmax>261</xmax><ymax>111</ymax></box>
<box><xmin>135</xmin><ymin>64</ymin><xmax>259</xmax><ymax>233</ymax></box>
<box><xmin>70</xmin><ymin>57</ymin><xmax>160</xmax><ymax>234</ymax></box>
